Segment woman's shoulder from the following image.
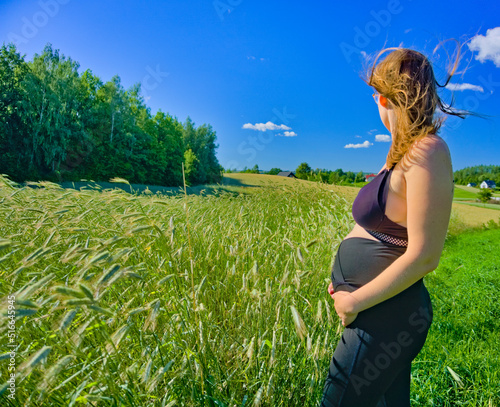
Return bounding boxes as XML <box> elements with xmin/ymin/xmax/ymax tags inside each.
<box><xmin>412</xmin><ymin>134</ymin><xmax>449</xmax><ymax>152</ymax></box>
<box><xmin>404</xmin><ymin>134</ymin><xmax>451</xmax><ymax>169</ymax></box>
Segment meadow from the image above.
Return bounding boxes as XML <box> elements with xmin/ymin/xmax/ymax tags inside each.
<box><xmin>0</xmin><ymin>173</ymin><xmax>499</xmax><ymax>406</ymax></box>
<box><xmin>452</xmin><ymin>185</ymin><xmax>500</xmax><ymax>211</ymax></box>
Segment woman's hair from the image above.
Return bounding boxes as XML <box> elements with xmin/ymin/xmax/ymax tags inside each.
<box><xmin>367</xmin><ymin>46</ymin><xmax>470</xmax><ymax>169</ymax></box>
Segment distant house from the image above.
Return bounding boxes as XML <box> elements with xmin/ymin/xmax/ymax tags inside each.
<box><xmin>365</xmin><ymin>173</ymin><xmax>377</xmax><ymax>182</ymax></box>
<box><xmin>480</xmin><ymin>180</ymin><xmax>496</xmax><ymax>189</ymax></box>
<box><xmin>467</xmin><ymin>182</ymin><xmax>477</xmax><ymax>187</ymax></box>
<box><xmin>277</xmin><ymin>171</ymin><xmax>296</xmax><ymax>178</ymax></box>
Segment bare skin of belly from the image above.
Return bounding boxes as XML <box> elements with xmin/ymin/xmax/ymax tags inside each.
<box><xmin>343</xmin><ymin>223</ymin><xmax>381</xmax><ymax>242</ymax></box>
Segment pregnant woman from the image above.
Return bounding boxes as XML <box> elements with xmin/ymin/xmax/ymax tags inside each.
<box><xmin>320</xmin><ymin>47</ymin><xmax>468</xmax><ymax>406</ymax></box>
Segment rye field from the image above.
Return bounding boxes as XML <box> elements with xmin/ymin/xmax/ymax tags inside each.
<box><xmin>0</xmin><ymin>173</ymin><xmax>499</xmax><ymax>406</ymax></box>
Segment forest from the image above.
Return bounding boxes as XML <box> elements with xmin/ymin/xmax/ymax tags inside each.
<box><xmin>0</xmin><ymin>44</ymin><xmax>222</xmax><ymax>186</ymax></box>
<box><xmin>452</xmin><ymin>165</ymin><xmax>500</xmax><ymax>186</ymax></box>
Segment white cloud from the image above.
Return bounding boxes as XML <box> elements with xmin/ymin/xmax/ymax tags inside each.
<box><xmin>355</xmin><ymin>135</ymin><xmax>362</xmax><ymax>138</ymax></box>
<box><xmin>242</xmin><ymin>121</ymin><xmax>291</xmax><ymax>131</ymax></box>
<box><xmin>375</xmin><ymin>134</ymin><xmax>391</xmax><ymax>142</ymax></box>
<box><xmin>445</xmin><ymin>83</ymin><xmax>484</xmax><ymax>92</ymax></box>
<box><xmin>247</xmin><ymin>56</ymin><xmax>256</xmax><ymax>60</ymax></box>
<box><xmin>468</xmin><ymin>27</ymin><xmax>500</xmax><ymax>67</ymax></box>
<box><xmin>344</xmin><ymin>140</ymin><xmax>373</xmax><ymax>149</ymax></box>
<box><xmin>276</xmin><ymin>131</ymin><xmax>297</xmax><ymax>137</ymax></box>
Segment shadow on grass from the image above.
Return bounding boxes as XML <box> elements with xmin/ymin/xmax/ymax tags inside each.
<box><xmin>0</xmin><ymin>171</ymin><xmax>266</xmax><ymax>197</ymax></box>
<box><xmin>220</xmin><ymin>176</ymin><xmax>266</xmax><ymax>188</ymax></box>
<box><xmin>59</xmin><ymin>180</ymin><xmax>249</xmax><ymax>197</ymax></box>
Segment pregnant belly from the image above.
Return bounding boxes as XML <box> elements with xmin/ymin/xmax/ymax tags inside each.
<box><xmin>330</xmin><ymin>237</ymin><xmax>432</xmax><ymax>332</ymax></box>
<box><xmin>330</xmin><ymin>237</ymin><xmax>407</xmax><ymax>292</ymax></box>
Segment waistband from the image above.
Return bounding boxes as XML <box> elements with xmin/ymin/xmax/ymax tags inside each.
<box><xmin>366</xmin><ymin>229</ymin><xmax>408</xmax><ymax>247</ymax></box>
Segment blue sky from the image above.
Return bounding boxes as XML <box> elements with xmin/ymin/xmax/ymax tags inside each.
<box><xmin>1</xmin><ymin>0</ymin><xmax>499</xmax><ymax>173</ymax></box>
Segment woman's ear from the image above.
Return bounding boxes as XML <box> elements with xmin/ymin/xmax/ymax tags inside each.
<box><xmin>379</xmin><ymin>95</ymin><xmax>389</xmax><ymax>108</ymax></box>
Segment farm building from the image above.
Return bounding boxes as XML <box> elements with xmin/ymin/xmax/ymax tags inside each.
<box><xmin>480</xmin><ymin>180</ymin><xmax>496</xmax><ymax>189</ymax></box>
<box><xmin>467</xmin><ymin>182</ymin><xmax>477</xmax><ymax>187</ymax></box>
<box><xmin>277</xmin><ymin>171</ymin><xmax>297</xmax><ymax>178</ymax></box>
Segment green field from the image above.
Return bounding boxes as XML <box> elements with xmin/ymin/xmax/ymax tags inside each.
<box><xmin>452</xmin><ymin>186</ymin><xmax>500</xmax><ymax>211</ymax></box>
<box><xmin>453</xmin><ymin>187</ymin><xmax>479</xmax><ymax>200</ymax></box>
<box><xmin>412</xmin><ymin>228</ymin><xmax>500</xmax><ymax>405</ymax></box>
<box><xmin>454</xmin><ymin>185</ymin><xmax>500</xmax><ymax>199</ymax></box>
<box><xmin>0</xmin><ymin>174</ymin><xmax>499</xmax><ymax>406</ymax></box>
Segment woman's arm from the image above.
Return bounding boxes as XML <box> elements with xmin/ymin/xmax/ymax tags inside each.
<box><xmin>332</xmin><ymin>138</ymin><xmax>454</xmax><ymax>325</ymax></box>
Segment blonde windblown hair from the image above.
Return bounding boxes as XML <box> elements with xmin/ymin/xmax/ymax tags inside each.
<box><xmin>367</xmin><ymin>47</ymin><xmax>468</xmax><ymax>170</ymax></box>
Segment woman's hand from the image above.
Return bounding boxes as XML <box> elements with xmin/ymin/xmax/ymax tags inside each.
<box><xmin>328</xmin><ymin>284</ymin><xmax>359</xmax><ymax>326</ymax></box>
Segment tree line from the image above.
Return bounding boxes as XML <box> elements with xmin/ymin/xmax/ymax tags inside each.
<box><xmin>453</xmin><ymin>165</ymin><xmax>500</xmax><ymax>186</ymax></box>
<box><xmin>225</xmin><ymin>163</ymin><xmax>367</xmax><ymax>185</ymax></box>
<box><xmin>0</xmin><ymin>43</ymin><xmax>222</xmax><ymax>186</ymax></box>
<box><xmin>229</xmin><ymin>163</ymin><xmax>500</xmax><ymax>187</ymax></box>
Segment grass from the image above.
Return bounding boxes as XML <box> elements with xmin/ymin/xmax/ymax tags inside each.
<box><xmin>452</xmin><ymin>183</ymin><xmax>500</xmax><ymax>212</ymax></box>
<box><xmin>453</xmin><ymin>187</ymin><xmax>479</xmax><ymax>200</ymax></box>
<box><xmin>454</xmin><ymin>185</ymin><xmax>500</xmax><ymax>198</ymax></box>
<box><xmin>454</xmin><ymin>202</ymin><xmax>500</xmax><ymax>211</ymax></box>
<box><xmin>0</xmin><ymin>173</ymin><xmax>499</xmax><ymax>406</ymax></box>
<box><xmin>413</xmin><ymin>227</ymin><xmax>500</xmax><ymax>406</ymax></box>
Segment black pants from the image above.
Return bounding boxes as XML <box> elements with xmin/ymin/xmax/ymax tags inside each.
<box><xmin>320</xmin><ymin>238</ymin><xmax>433</xmax><ymax>406</ymax></box>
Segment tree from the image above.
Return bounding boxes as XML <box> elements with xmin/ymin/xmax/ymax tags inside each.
<box><xmin>344</xmin><ymin>171</ymin><xmax>355</xmax><ymax>183</ymax></box>
<box><xmin>317</xmin><ymin>170</ymin><xmax>328</xmax><ymax>183</ymax></box>
<box><xmin>183</xmin><ymin>149</ymin><xmax>199</xmax><ymax>186</ymax></box>
<box><xmin>477</xmin><ymin>189</ymin><xmax>492</xmax><ymax>203</ymax></box>
<box><xmin>195</xmin><ymin>123</ymin><xmax>222</xmax><ymax>183</ymax></box>
<box><xmin>21</xmin><ymin>44</ymin><xmax>87</xmax><ymax>179</ymax></box>
<box><xmin>268</xmin><ymin>168</ymin><xmax>282</xmax><ymax>175</ymax></box>
<box><xmin>328</xmin><ymin>172</ymin><xmax>340</xmax><ymax>185</ymax></box>
<box><xmin>183</xmin><ymin>117</ymin><xmax>222</xmax><ymax>184</ymax></box>
<box><xmin>0</xmin><ymin>43</ymin><xmax>30</xmax><ymax>181</ymax></box>
<box><xmin>153</xmin><ymin>111</ymin><xmax>184</xmax><ymax>186</ymax></box>
<box><xmin>59</xmin><ymin>68</ymin><xmax>103</xmax><ymax>179</ymax></box>
<box><xmin>355</xmin><ymin>171</ymin><xmax>365</xmax><ymax>183</ymax></box>
<box><xmin>453</xmin><ymin>165</ymin><xmax>500</xmax><ymax>185</ymax></box>
<box><xmin>0</xmin><ymin>43</ymin><xmax>223</xmax><ymax>187</ymax></box>
<box><xmin>296</xmin><ymin>162</ymin><xmax>312</xmax><ymax>180</ymax></box>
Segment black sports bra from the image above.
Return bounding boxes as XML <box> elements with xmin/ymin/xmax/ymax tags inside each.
<box><xmin>352</xmin><ymin>167</ymin><xmax>408</xmax><ymax>240</ymax></box>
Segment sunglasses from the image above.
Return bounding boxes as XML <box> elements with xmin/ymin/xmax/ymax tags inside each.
<box><xmin>372</xmin><ymin>93</ymin><xmax>380</xmax><ymax>104</ymax></box>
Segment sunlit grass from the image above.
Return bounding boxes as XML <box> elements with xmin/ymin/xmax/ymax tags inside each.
<box><xmin>0</xmin><ymin>173</ymin><xmax>498</xmax><ymax>406</ymax></box>
<box><xmin>453</xmin><ymin>186</ymin><xmax>479</xmax><ymax>199</ymax></box>
<box><xmin>0</xmin><ymin>175</ymin><xmax>351</xmax><ymax>405</ymax></box>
